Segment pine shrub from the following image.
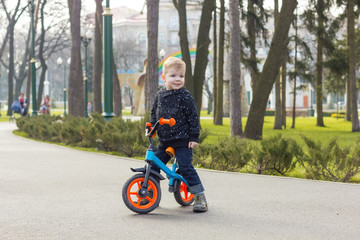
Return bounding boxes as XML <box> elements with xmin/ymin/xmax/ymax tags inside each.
<box><xmin>194</xmin><ymin>137</ymin><xmax>252</xmax><ymax>171</ymax></box>
<box><xmin>297</xmin><ymin>136</ymin><xmax>360</xmax><ymax>182</ymax></box>
<box><xmin>250</xmin><ymin>134</ymin><xmax>301</xmax><ymax>175</ymax></box>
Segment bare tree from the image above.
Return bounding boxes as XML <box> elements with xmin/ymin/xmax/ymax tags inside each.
<box><xmin>212</xmin><ymin>6</ymin><xmax>217</xmax><ymax>120</ymax></box>
<box><xmin>172</xmin><ymin>0</ymin><xmax>215</xmax><ymax>117</ymax></box>
<box><xmin>1</xmin><ymin>0</ymin><xmax>28</xmax><ymax>115</ymax></box>
<box><xmin>113</xmin><ymin>59</ymin><xmax>122</xmax><ymax>117</ymax></box>
<box><xmin>347</xmin><ymin>0</ymin><xmax>359</xmax><ymax>131</ymax></box>
<box><xmin>229</xmin><ymin>0</ymin><xmax>242</xmax><ymax>137</ymax></box>
<box><xmin>281</xmin><ymin>54</ymin><xmax>287</xmax><ymax>128</ymax></box>
<box><xmin>67</xmin><ymin>0</ymin><xmax>84</xmax><ymax>116</ymax></box>
<box><xmin>145</xmin><ymin>0</ymin><xmax>159</xmax><ymax>111</ymax></box>
<box><xmin>173</xmin><ymin>0</ymin><xmax>194</xmax><ymax>95</ymax></box>
<box><xmin>192</xmin><ymin>0</ymin><xmax>216</xmax><ymax>115</ymax></box>
<box><xmin>244</xmin><ymin>0</ymin><xmax>297</xmax><ymax>140</ymax></box>
<box><xmin>273</xmin><ymin>0</ymin><xmax>282</xmax><ymax>129</ymax></box>
<box><xmin>92</xmin><ymin>0</ymin><xmax>103</xmax><ymax>113</ymax></box>
<box><xmin>214</xmin><ymin>0</ymin><xmax>224</xmax><ymax>125</ymax></box>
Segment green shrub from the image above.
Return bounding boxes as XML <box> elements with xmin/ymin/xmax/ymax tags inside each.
<box><xmin>250</xmin><ymin>134</ymin><xmax>301</xmax><ymax>175</ymax></box>
<box><xmin>296</xmin><ymin>136</ymin><xmax>360</xmax><ymax>182</ymax></box>
<box><xmin>101</xmin><ymin>117</ymin><xmax>148</xmax><ymax>157</ymax></box>
<box><xmin>194</xmin><ymin>137</ymin><xmax>252</xmax><ymax>171</ymax></box>
<box><xmin>17</xmin><ymin>115</ymin><xmax>61</xmax><ymax>141</ymax></box>
<box><xmin>60</xmin><ymin>115</ymin><xmax>89</xmax><ymax>146</ymax></box>
<box><xmin>81</xmin><ymin>113</ymin><xmax>107</xmax><ymax>147</ymax></box>
<box><xmin>265</xmin><ymin>110</ymin><xmax>275</xmax><ymax>116</ymax></box>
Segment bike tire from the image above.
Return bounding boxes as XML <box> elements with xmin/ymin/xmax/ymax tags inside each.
<box><xmin>122</xmin><ymin>174</ymin><xmax>161</xmax><ymax>214</ymax></box>
<box><xmin>174</xmin><ymin>181</ymin><xmax>194</xmax><ymax>206</ymax></box>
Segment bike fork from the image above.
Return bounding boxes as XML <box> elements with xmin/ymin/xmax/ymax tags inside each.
<box><xmin>139</xmin><ymin>162</ymin><xmax>152</xmax><ymax>198</ymax></box>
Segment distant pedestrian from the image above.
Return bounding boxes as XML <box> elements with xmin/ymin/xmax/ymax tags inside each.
<box><xmin>87</xmin><ymin>101</ymin><xmax>93</xmax><ymax>114</ymax></box>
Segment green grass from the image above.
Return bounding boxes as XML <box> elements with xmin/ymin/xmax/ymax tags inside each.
<box><xmin>201</xmin><ymin>116</ymin><xmax>359</xmax><ymax>146</ymax></box>
<box><xmin>0</xmin><ymin>110</ymin><xmax>11</xmax><ymax>122</ymax></box>
<box><xmin>7</xmin><ymin>112</ymin><xmax>360</xmax><ymax>182</ymax></box>
<box><xmin>3</xmin><ymin>109</ymin><xmax>358</xmax><ymax>146</ymax></box>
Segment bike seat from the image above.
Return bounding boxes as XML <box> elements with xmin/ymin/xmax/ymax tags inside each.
<box><xmin>165</xmin><ymin>147</ymin><xmax>175</xmax><ymax>158</ymax></box>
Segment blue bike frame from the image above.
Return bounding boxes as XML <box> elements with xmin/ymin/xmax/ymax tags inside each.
<box><xmin>145</xmin><ymin>150</ymin><xmax>191</xmax><ymax>189</ymax></box>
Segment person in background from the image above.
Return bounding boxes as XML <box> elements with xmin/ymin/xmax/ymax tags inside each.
<box><xmin>19</xmin><ymin>93</ymin><xmax>28</xmax><ymax>116</ymax></box>
<box><xmin>39</xmin><ymin>95</ymin><xmax>51</xmax><ymax>114</ymax></box>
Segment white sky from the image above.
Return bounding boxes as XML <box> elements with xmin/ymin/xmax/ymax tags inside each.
<box><xmin>82</xmin><ymin>0</ymin><xmax>145</xmax><ymax>13</ymax></box>
<box><xmin>81</xmin><ymin>0</ymin><xmax>341</xmax><ymax>16</ymax></box>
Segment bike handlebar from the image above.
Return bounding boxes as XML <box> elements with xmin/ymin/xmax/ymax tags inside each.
<box><xmin>146</xmin><ymin>118</ymin><xmax>176</xmax><ymax>138</ymax></box>
<box><xmin>159</xmin><ymin>117</ymin><xmax>176</xmax><ymax>126</ymax></box>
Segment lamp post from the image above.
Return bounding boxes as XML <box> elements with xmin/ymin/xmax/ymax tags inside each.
<box><xmin>103</xmin><ymin>0</ymin><xmax>115</xmax><ymax>121</ymax></box>
<box><xmin>29</xmin><ymin>0</ymin><xmax>37</xmax><ymax>116</ymax></box>
<box><xmin>81</xmin><ymin>29</ymin><xmax>93</xmax><ymax>118</ymax></box>
<box><xmin>159</xmin><ymin>48</ymin><xmax>166</xmax><ymax>60</ymax></box>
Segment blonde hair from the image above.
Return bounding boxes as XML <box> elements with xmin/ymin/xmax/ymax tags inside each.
<box><xmin>162</xmin><ymin>57</ymin><xmax>186</xmax><ymax>75</ymax></box>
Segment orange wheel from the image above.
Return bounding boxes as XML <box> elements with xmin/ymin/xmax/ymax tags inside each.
<box><xmin>122</xmin><ymin>174</ymin><xmax>161</xmax><ymax>214</ymax></box>
<box><xmin>174</xmin><ymin>181</ymin><xmax>194</xmax><ymax>206</ymax></box>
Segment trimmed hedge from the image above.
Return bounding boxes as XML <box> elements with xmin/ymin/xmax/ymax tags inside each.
<box><xmin>16</xmin><ymin>114</ymin><xmax>360</xmax><ymax>183</ymax></box>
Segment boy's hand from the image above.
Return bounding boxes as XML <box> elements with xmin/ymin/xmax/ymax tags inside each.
<box><xmin>188</xmin><ymin>141</ymin><xmax>199</xmax><ymax>149</ymax></box>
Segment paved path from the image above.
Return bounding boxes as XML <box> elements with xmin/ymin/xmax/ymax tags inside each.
<box><xmin>0</xmin><ymin>122</ymin><xmax>359</xmax><ymax>240</ymax></box>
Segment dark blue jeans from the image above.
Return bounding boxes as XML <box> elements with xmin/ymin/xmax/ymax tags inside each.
<box><xmin>152</xmin><ymin>147</ymin><xmax>204</xmax><ymax>194</ymax></box>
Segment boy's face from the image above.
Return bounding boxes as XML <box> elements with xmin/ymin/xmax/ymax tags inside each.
<box><xmin>162</xmin><ymin>66</ymin><xmax>185</xmax><ymax>90</ymax></box>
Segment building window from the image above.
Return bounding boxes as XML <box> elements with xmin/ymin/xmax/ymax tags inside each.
<box><xmin>169</xmin><ymin>32</ymin><xmax>178</xmax><ymax>46</ymax></box>
<box><xmin>159</xmin><ymin>32</ymin><xmax>165</xmax><ymax>44</ymax></box>
<box><xmin>169</xmin><ymin>16</ymin><xmax>179</xmax><ymax>29</ymax></box>
<box><xmin>138</xmin><ymin>33</ymin><xmax>146</xmax><ymax>44</ymax></box>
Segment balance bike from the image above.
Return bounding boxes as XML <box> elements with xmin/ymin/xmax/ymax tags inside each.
<box><xmin>122</xmin><ymin>118</ymin><xmax>194</xmax><ymax>214</ymax></box>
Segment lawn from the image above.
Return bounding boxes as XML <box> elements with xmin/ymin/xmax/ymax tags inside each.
<box><xmin>2</xmin><ymin>109</ymin><xmax>358</xmax><ymax>146</ymax></box>
<box><xmin>200</xmin><ymin>116</ymin><xmax>359</xmax><ymax>147</ymax></box>
<box><xmin>4</xmin><ymin>109</ymin><xmax>359</xmax><ymax>182</ymax></box>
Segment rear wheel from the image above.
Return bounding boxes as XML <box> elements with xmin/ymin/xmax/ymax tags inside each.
<box><xmin>122</xmin><ymin>174</ymin><xmax>161</xmax><ymax>214</ymax></box>
<box><xmin>174</xmin><ymin>181</ymin><xmax>194</xmax><ymax>206</ymax></box>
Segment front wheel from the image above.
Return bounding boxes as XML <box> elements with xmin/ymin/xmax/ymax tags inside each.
<box><xmin>122</xmin><ymin>174</ymin><xmax>161</xmax><ymax>214</ymax></box>
<box><xmin>174</xmin><ymin>181</ymin><xmax>194</xmax><ymax>206</ymax></box>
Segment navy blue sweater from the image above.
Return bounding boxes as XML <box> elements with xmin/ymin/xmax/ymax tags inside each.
<box><xmin>150</xmin><ymin>87</ymin><xmax>200</xmax><ymax>148</ymax></box>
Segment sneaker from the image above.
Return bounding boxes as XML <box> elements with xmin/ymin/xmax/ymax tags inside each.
<box><xmin>193</xmin><ymin>193</ymin><xmax>208</xmax><ymax>212</ymax></box>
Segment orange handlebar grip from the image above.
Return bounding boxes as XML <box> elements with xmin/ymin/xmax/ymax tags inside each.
<box><xmin>159</xmin><ymin>118</ymin><xmax>176</xmax><ymax>126</ymax></box>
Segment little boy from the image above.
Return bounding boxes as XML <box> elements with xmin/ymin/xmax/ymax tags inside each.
<box><xmin>150</xmin><ymin>57</ymin><xmax>208</xmax><ymax>212</ymax></box>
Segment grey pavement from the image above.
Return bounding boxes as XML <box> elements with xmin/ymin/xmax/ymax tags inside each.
<box><xmin>0</xmin><ymin>122</ymin><xmax>359</xmax><ymax>240</ymax></box>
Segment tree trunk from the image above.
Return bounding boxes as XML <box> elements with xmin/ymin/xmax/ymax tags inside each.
<box><xmin>193</xmin><ymin>0</ymin><xmax>216</xmax><ymax>115</ymax></box>
<box><xmin>212</xmin><ymin>8</ymin><xmax>217</xmax><ymax>121</ymax></box>
<box><xmin>14</xmin><ymin>26</ymin><xmax>31</xmax><ymax>99</ymax></box>
<box><xmin>291</xmin><ymin>10</ymin><xmax>298</xmax><ymax>129</ymax></box>
<box><xmin>347</xmin><ymin>0</ymin><xmax>359</xmax><ymax>131</ymax></box>
<box><xmin>93</xmin><ymin>0</ymin><xmax>103</xmax><ymax>113</ymax></box>
<box><xmin>113</xmin><ymin>60</ymin><xmax>122</xmax><ymax>117</ymax></box>
<box><xmin>247</xmin><ymin>0</ymin><xmax>259</xmax><ymax>92</ymax></box>
<box><xmin>244</xmin><ymin>0</ymin><xmax>297</xmax><ymax>140</ymax></box>
<box><xmin>273</xmin><ymin>0</ymin><xmax>282</xmax><ymax>129</ymax></box>
<box><xmin>214</xmin><ymin>0</ymin><xmax>224</xmax><ymax>125</ymax></box>
<box><xmin>315</xmin><ymin>1</ymin><xmax>324</xmax><ymax>127</ymax></box>
<box><xmin>36</xmin><ymin>0</ymin><xmax>48</xmax><ymax>110</ymax></box>
<box><xmin>345</xmin><ymin>77</ymin><xmax>351</xmax><ymax>121</ymax></box>
<box><xmin>7</xmin><ymin>23</ymin><xmax>15</xmax><ymax>116</ymax></box>
<box><xmin>229</xmin><ymin>0</ymin><xmax>243</xmax><ymax>137</ymax></box>
<box><xmin>145</xmin><ymin>0</ymin><xmax>159</xmax><ymax>111</ymax></box>
<box><xmin>281</xmin><ymin>58</ymin><xmax>287</xmax><ymax>128</ymax></box>
<box><xmin>67</xmin><ymin>0</ymin><xmax>84</xmax><ymax>117</ymax></box>
<box><xmin>173</xmin><ymin>0</ymin><xmax>194</xmax><ymax>96</ymax></box>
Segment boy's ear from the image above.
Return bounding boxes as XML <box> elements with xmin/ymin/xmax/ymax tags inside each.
<box><xmin>161</xmin><ymin>74</ymin><xmax>165</xmax><ymax>80</ymax></box>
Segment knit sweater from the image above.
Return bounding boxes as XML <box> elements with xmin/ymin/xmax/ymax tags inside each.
<box><xmin>150</xmin><ymin>87</ymin><xmax>200</xmax><ymax>148</ymax></box>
